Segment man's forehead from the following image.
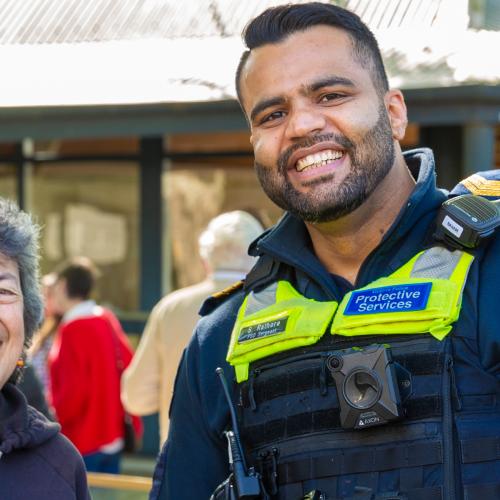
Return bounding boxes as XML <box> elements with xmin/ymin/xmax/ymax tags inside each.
<box><xmin>240</xmin><ymin>26</ymin><xmax>364</xmax><ymax>112</ymax></box>
<box><xmin>243</xmin><ymin>26</ymin><xmax>358</xmax><ymax>78</ymax></box>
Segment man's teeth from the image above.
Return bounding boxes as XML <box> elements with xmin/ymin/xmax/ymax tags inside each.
<box><xmin>296</xmin><ymin>150</ymin><xmax>343</xmax><ymax>172</ymax></box>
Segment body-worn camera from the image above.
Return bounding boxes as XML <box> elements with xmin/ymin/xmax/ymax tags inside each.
<box><xmin>326</xmin><ymin>345</ymin><xmax>408</xmax><ymax>430</ymax></box>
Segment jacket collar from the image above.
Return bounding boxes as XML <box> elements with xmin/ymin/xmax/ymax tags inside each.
<box><xmin>0</xmin><ymin>384</ymin><xmax>60</xmax><ymax>456</ymax></box>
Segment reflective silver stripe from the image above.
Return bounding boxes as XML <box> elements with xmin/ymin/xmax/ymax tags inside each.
<box><xmin>245</xmin><ymin>282</ymin><xmax>278</xmax><ymax>316</ymax></box>
<box><xmin>411</xmin><ymin>247</ymin><xmax>462</xmax><ymax>279</ymax></box>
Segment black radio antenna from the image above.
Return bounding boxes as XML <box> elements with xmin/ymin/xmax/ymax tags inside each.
<box><xmin>216</xmin><ymin>367</ymin><xmax>247</xmax><ymax>469</ymax></box>
<box><xmin>215</xmin><ymin>367</ymin><xmax>261</xmax><ymax>498</ymax></box>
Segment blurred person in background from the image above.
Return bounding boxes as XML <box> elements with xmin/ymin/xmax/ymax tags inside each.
<box><xmin>28</xmin><ymin>272</ymin><xmax>61</xmax><ymax>397</ymax></box>
<box><xmin>0</xmin><ymin>198</ymin><xmax>89</xmax><ymax>499</ymax></box>
<box><xmin>121</xmin><ymin>210</ymin><xmax>264</xmax><ymax>446</ymax></box>
<box><xmin>17</xmin><ymin>361</ymin><xmax>54</xmax><ymax>421</ymax></box>
<box><xmin>48</xmin><ymin>256</ymin><xmax>141</xmax><ymax>474</ymax></box>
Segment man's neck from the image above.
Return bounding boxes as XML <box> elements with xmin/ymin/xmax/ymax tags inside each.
<box><xmin>306</xmin><ymin>158</ymin><xmax>416</xmax><ymax>285</ymax></box>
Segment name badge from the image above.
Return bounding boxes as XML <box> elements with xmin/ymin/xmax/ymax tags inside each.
<box><xmin>238</xmin><ymin>317</ymin><xmax>288</xmax><ymax>342</ymax></box>
<box><xmin>344</xmin><ymin>283</ymin><xmax>432</xmax><ymax>315</ymax></box>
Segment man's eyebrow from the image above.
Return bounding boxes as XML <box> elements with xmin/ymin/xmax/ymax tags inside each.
<box><xmin>307</xmin><ymin>76</ymin><xmax>355</xmax><ymax>93</ymax></box>
<box><xmin>250</xmin><ymin>96</ymin><xmax>286</xmax><ymax>122</ymax></box>
<box><xmin>249</xmin><ymin>77</ymin><xmax>356</xmax><ymax>121</ymax></box>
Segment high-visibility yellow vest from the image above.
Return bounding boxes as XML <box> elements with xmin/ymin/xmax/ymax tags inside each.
<box><xmin>227</xmin><ymin>246</ymin><xmax>474</xmax><ymax>382</ymax></box>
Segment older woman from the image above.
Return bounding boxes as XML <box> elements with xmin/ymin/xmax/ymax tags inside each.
<box><xmin>0</xmin><ymin>198</ymin><xmax>89</xmax><ymax>499</ymax></box>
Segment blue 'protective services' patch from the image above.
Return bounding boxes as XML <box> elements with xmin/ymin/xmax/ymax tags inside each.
<box><xmin>344</xmin><ymin>282</ymin><xmax>432</xmax><ymax>316</ymax></box>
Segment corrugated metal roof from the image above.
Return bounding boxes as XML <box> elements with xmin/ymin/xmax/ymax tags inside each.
<box><xmin>0</xmin><ymin>0</ymin><xmax>497</xmax><ymax>108</ymax></box>
<box><xmin>0</xmin><ymin>0</ymin><xmax>306</xmax><ymax>44</ymax></box>
<box><xmin>0</xmin><ymin>0</ymin><xmax>451</xmax><ymax>45</ymax></box>
<box><xmin>346</xmin><ymin>0</ymin><xmax>444</xmax><ymax>29</ymax></box>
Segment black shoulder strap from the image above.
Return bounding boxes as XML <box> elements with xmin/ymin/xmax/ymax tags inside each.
<box><xmin>243</xmin><ymin>254</ymin><xmax>280</xmax><ymax>292</ymax></box>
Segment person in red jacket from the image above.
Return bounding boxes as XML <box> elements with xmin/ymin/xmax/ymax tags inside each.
<box><xmin>48</xmin><ymin>256</ymin><xmax>141</xmax><ymax>473</ymax></box>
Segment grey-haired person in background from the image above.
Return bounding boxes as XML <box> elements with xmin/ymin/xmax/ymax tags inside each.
<box><xmin>121</xmin><ymin>210</ymin><xmax>264</xmax><ymax>447</ymax></box>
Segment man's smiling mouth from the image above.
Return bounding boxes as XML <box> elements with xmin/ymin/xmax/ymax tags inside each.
<box><xmin>295</xmin><ymin>149</ymin><xmax>344</xmax><ymax>172</ymax></box>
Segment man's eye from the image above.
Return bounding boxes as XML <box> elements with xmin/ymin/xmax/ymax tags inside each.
<box><xmin>319</xmin><ymin>92</ymin><xmax>343</xmax><ymax>103</ymax></box>
<box><xmin>261</xmin><ymin>110</ymin><xmax>285</xmax><ymax>124</ymax></box>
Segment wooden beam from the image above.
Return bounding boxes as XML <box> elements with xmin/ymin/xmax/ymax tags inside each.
<box><xmin>87</xmin><ymin>472</ymin><xmax>152</xmax><ymax>492</ymax></box>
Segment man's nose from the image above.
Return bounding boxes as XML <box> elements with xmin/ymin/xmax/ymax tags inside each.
<box><xmin>285</xmin><ymin>105</ymin><xmax>326</xmax><ymax>140</ymax></box>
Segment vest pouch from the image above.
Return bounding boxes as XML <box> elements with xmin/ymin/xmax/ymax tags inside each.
<box><xmin>455</xmin><ymin>412</ymin><xmax>500</xmax><ymax>499</ymax></box>
<box><xmin>227</xmin><ymin>281</ymin><xmax>338</xmax><ymax>382</ymax></box>
<box><xmin>332</xmin><ymin>277</ymin><xmax>460</xmax><ymax>341</ymax></box>
<box><xmin>332</xmin><ymin>248</ymin><xmax>474</xmax><ymax>341</ymax></box>
<box><xmin>240</xmin><ymin>339</ymin><xmax>449</xmax><ymax>500</ymax></box>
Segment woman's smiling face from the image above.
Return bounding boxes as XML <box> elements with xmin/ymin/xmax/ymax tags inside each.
<box><xmin>0</xmin><ymin>253</ymin><xmax>24</xmax><ymax>389</ymax></box>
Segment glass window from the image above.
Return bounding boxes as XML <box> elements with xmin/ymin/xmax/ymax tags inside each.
<box><xmin>163</xmin><ymin>161</ymin><xmax>282</xmax><ymax>291</ymax></box>
<box><xmin>30</xmin><ymin>161</ymin><xmax>140</xmax><ymax>313</ymax></box>
<box><xmin>164</xmin><ymin>131</ymin><xmax>282</xmax><ymax>291</ymax></box>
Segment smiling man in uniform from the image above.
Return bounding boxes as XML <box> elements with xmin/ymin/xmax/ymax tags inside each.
<box><xmin>150</xmin><ymin>3</ymin><xmax>500</xmax><ymax>499</ymax></box>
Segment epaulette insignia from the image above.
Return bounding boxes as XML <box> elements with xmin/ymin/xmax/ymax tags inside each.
<box><xmin>211</xmin><ymin>280</ymin><xmax>245</xmax><ymax>300</ymax></box>
<box><xmin>199</xmin><ymin>280</ymin><xmax>245</xmax><ymax>317</ymax></box>
<box><xmin>460</xmin><ymin>173</ymin><xmax>500</xmax><ymax>197</ymax></box>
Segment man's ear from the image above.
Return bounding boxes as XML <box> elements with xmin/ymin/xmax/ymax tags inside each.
<box><xmin>385</xmin><ymin>89</ymin><xmax>408</xmax><ymax>141</ymax></box>
<box><xmin>249</xmin><ymin>134</ymin><xmax>254</xmax><ymax>147</ymax></box>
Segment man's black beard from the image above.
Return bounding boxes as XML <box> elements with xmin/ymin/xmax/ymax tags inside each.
<box><xmin>254</xmin><ymin>103</ymin><xmax>396</xmax><ymax>223</ymax></box>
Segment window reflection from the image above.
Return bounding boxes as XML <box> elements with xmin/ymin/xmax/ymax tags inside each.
<box><xmin>31</xmin><ymin>162</ymin><xmax>140</xmax><ymax>313</ymax></box>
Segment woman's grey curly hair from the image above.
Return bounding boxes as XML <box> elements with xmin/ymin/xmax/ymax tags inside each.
<box><xmin>0</xmin><ymin>198</ymin><xmax>43</xmax><ymax>348</ymax></box>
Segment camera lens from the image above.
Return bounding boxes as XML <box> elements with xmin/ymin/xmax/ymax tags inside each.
<box><xmin>326</xmin><ymin>355</ymin><xmax>343</xmax><ymax>372</ymax></box>
<box><xmin>343</xmin><ymin>369</ymin><xmax>381</xmax><ymax>409</ymax></box>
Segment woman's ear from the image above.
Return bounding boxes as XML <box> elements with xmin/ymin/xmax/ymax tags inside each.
<box><xmin>386</xmin><ymin>89</ymin><xmax>408</xmax><ymax>141</ymax></box>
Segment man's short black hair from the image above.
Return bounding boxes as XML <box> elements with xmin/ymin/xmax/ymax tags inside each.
<box><xmin>56</xmin><ymin>256</ymin><xmax>99</xmax><ymax>300</ymax></box>
<box><xmin>235</xmin><ymin>2</ymin><xmax>389</xmax><ymax>109</ymax></box>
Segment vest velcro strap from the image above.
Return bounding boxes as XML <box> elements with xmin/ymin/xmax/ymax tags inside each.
<box><xmin>395</xmin><ymin>351</ymin><xmax>444</xmax><ymax>375</ymax></box>
<box><xmin>375</xmin><ymin>486</ymin><xmax>443</xmax><ymax>500</ymax></box>
<box><xmin>241</xmin><ymin>351</ymin><xmax>444</xmax><ymax>409</ymax></box>
<box><xmin>243</xmin><ymin>398</ymin><xmax>442</xmax><ymax>447</ymax></box>
<box><xmin>273</xmin><ymin>440</ymin><xmax>443</xmax><ymax>483</ymax></box>
<box><xmin>405</xmin><ymin>395</ymin><xmax>442</xmax><ymax>420</ymax></box>
<box><xmin>463</xmin><ymin>482</ymin><xmax>500</xmax><ymax>500</ymax></box>
<box><xmin>461</xmin><ymin>436</ymin><xmax>500</xmax><ymax>463</ymax></box>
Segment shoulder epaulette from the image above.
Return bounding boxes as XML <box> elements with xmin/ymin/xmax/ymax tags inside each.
<box><xmin>198</xmin><ymin>280</ymin><xmax>245</xmax><ymax>317</ymax></box>
<box><xmin>451</xmin><ymin>171</ymin><xmax>500</xmax><ymax>199</ymax></box>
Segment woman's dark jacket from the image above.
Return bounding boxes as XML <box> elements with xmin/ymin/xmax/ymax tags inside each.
<box><xmin>0</xmin><ymin>383</ymin><xmax>90</xmax><ymax>499</ymax></box>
